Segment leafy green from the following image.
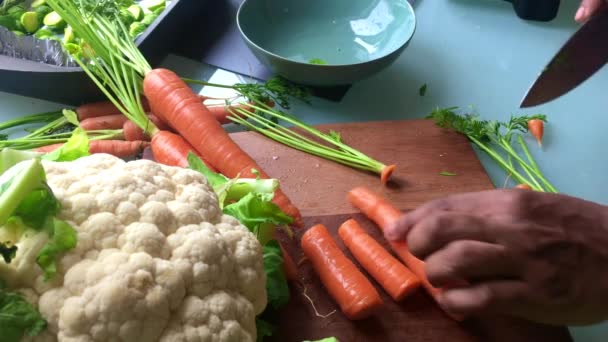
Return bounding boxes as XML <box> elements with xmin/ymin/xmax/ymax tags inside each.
<box><xmin>427</xmin><ymin>107</ymin><xmax>555</xmax><ymax>192</ymax></box>
<box><xmin>0</xmin><ymin>155</ymin><xmax>77</xmax><ymax>281</ymax></box>
<box><xmin>0</xmin><ymin>287</ymin><xmax>47</xmax><ymax>342</ymax></box>
<box><xmin>0</xmin><ymin>242</ymin><xmax>17</xmax><ymax>263</ymax></box>
<box><xmin>187</xmin><ymin>152</ymin><xmax>228</xmax><ymax>188</ymax></box>
<box><xmin>42</xmin><ymin>127</ymin><xmax>90</xmax><ymax>162</ymax></box>
<box><xmin>0</xmin><ymin>159</ymin><xmax>47</xmax><ymax>225</ymax></box>
<box><xmin>224</xmin><ymin>193</ymin><xmax>293</xmax><ymax>245</ymax></box>
<box><xmin>188</xmin><ymin>153</ymin><xmax>280</xmax><ymax>210</ymax></box>
<box><xmin>12</xmin><ymin>186</ymin><xmax>59</xmax><ymax>229</ymax></box>
<box><xmin>0</xmin><ymin>149</ymin><xmax>43</xmax><ymax>174</ymax></box>
<box><xmin>263</xmin><ymin>240</ymin><xmax>290</xmax><ymax>309</ymax></box>
<box><xmin>36</xmin><ymin>218</ymin><xmax>77</xmax><ymax>281</ymax></box>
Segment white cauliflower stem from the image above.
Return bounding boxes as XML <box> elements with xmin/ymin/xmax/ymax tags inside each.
<box><xmin>2</xmin><ymin>154</ymin><xmax>267</xmax><ymax>342</ymax></box>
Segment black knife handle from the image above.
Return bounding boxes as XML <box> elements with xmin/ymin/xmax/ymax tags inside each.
<box><xmin>504</xmin><ymin>0</ymin><xmax>561</xmax><ymax>22</ymax></box>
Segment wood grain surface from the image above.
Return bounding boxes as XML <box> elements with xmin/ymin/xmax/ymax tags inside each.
<box><xmin>230</xmin><ymin>119</ymin><xmax>495</xmax><ymax>217</ymax></box>
<box><xmin>229</xmin><ymin>119</ymin><xmax>571</xmax><ymax>341</ymax></box>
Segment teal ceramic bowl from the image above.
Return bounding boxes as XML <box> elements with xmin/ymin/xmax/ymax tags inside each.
<box><xmin>237</xmin><ymin>0</ymin><xmax>416</xmax><ymax>86</ymax></box>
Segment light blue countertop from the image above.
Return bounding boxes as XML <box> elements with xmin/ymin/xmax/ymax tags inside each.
<box><xmin>1</xmin><ymin>0</ymin><xmax>606</xmax><ymax>340</ymax></box>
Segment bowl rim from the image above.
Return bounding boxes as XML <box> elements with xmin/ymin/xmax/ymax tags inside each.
<box><xmin>235</xmin><ymin>0</ymin><xmax>417</xmax><ymax>68</ymax></box>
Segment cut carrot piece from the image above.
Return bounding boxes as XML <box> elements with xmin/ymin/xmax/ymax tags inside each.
<box><xmin>347</xmin><ymin>186</ymin><xmax>456</xmax><ymax>316</ymax></box>
<box><xmin>301</xmin><ymin>224</ymin><xmax>383</xmax><ymax>320</ymax></box>
<box><xmin>338</xmin><ymin>218</ymin><xmax>421</xmax><ymax>301</ymax></box>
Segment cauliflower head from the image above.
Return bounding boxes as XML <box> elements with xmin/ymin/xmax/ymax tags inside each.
<box><xmin>3</xmin><ymin>154</ymin><xmax>267</xmax><ymax>342</ymax></box>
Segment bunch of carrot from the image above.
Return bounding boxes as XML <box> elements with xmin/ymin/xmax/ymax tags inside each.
<box><xmin>44</xmin><ymin>0</ymin><xmax>304</xmax><ymax>226</ymax></box>
<box><xmin>292</xmin><ymin>186</ymin><xmax>457</xmax><ymax>321</ymax></box>
<box><xmin>29</xmin><ymin>97</ymin><xmax>242</xmax><ymax>158</ymax></box>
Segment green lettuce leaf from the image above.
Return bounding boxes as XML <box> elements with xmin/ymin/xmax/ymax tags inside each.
<box><xmin>43</xmin><ymin>127</ymin><xmax>90</xmax><ymax>162</ymax></box>
<box><xmin>0</xmin><ymin>159</ymin><xmax>47</xmax><ymax>225</ymax></box>
<box><xmin>187</xmin><ymin>152</ymin><xmax>227</xmax><ymax>188</ymax></box>
<box><xmin>36</xmin><ymin>218</ymin><xmax>77</xmax><ymax>281</ymax></box>
<box><xmin>223</xmin><ymin>193</ymin><xmax>293</xmax><ymax>245</ymax></box>
<box><xmin>13</xmin><ymin>186</ymin><xmax>60</xmax><ymax>230</ymax></box>
<box><xmin>0</xmin><ymin>287</ymin><xmax>47</xmax><ymax>342</ymax></box>
<box><xmin>0</xmin><ymin>149</ymin><xmax>43</xmax><ymax>174</ymax></box>
<box><xmin>263</xmin><ymin>240</ymin><xmax>290</xmax><ymax>309</ymax></box>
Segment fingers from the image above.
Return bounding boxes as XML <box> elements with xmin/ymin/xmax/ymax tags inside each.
<box><xmin>576</xmin><ymin>0</ymin><xmax>605</xmax><ymax>23</ymax></box>
<box><xmin>384</xmin><ymin>190</ymin><xmax>524</xmax><ymax>242</ymax></box>
<box><xmin>425</xmin><ymin>240</ymin><xmax>520</xmax><ymax>288</ymax></box>
<box><xmin>437</xmin><ymin>281</ymin><xmax>530</xmax><ymax>318</ymax></box>
<box><xmin>405</xmin><ymin>212</ymin><xmax>496</xmax><ymax>259</ymax></box>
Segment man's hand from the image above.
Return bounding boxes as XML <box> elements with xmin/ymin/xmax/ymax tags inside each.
<box><xmin>385</xmin><ymin>189</ymin><xmax>608</xmax><ymax>326</ymax></box>
<box><xmin>576</xmin><ymin>0</ymin><xmax>606</xmax><ymax>23</ymax></box>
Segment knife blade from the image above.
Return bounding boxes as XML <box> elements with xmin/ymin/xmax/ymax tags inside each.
<box><xmin>520</xmin><ymin>7</ymin><xmax>608</xmax><ymax>108</ymax></box>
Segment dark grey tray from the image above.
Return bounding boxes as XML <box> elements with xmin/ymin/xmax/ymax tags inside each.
<box><xmin>0</xmin><ymin>0</ymin><xmax>210</xmax><ymax>105</ymax></box>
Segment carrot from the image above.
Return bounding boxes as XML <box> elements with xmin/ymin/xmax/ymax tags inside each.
<box><xmin>80</xmin><ymin>114</ymin><xmax>129</xmax><ymax>131</ymax></box>
<box><xmin>347</xmin><ymin>187</ymin><xmax>450</xmax><ymax>312</ymax></box>
<box><xmin>205</xmin><ymin>101</ymin><xmax>276</xmax><ymax>125</ymax></box>
<box><xmin>150</xmin><ymin>130</ymin><xmax>217</xmax><ymax>171</ymax></box>
<box><xmin>143</xmin><ymin>68</ymin><xmax>302</xmax><ymax>227</ymax></box>
<box><xmin>528</xmin><ymin>119</ymin><xmax>544</xmax><ymax>147</ymax></box>
<box><xmin>516</xmin><ymin>184</ymin><xmax>532</xmax><ymax>190</ymax></box>
<box><xmin>301</xmin><ymin>224</ymin><xmax>383</xmax><ymax>320</ymax></box>
<box><xmin>338</xmin><ymin>218</ymin><xmax>421</xmax><ymax>301</ymax></box>
<box><xmin>76</xmin><ymin>99</ymin><xmax>151</xmax><ymax>120</ymax></box>
<box><xmin>279</xmin><ymin>242</ymin><xmax>299</xmax><ymax>283</ymax></box>
<box><xmin>36</xmin><ymin>140</ymin><xmax>149</xmax><ymax>158</ymax></box>
<box><xmin>123</xmin><ymin>114</ymin><xmax>172</xmax><ymax>141</ymax></box>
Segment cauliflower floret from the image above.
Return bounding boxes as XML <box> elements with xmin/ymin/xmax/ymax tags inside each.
<box><xmin>159</xmin><ymin>293</ymin><xmax>257</xmax><ymax>342</ymax></box>
<box><xmin>2</xmin><ymin>154</ymin><xmax>267</xmax><ymax>342</ymax></box>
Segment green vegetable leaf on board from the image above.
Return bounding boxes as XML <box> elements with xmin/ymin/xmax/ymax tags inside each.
<box><xmin>328</xmin><ymin>130</ymin><xmax>341</xmax><ymax>143</ymax></box>
<box><xmin>0</xmin><ymin>287</ymin><xmax>47</xmax><ymax>342</ymax></box>
<box><xmin>439</xmin><ymin>171</ymin><xmax>456</xmax><ymax>176</ymax></box>
<box><xmin>263</xmin><ymin>240</ymin><xmax>290</xmax><ymax>309</ymax></box>
<box><xmin>188</xmin><ymin>153</ymin><xmax>280</xmax><ymax>210</ymax></box>
<box><xmin>223</xmin><ymin>192</ymin><xmax>293</xmax><ymax>246</ymax></box>
<box><xmin>0</xmin><ymin>242</ymin><xmax>17</xmax><ymax>263</ymax></box>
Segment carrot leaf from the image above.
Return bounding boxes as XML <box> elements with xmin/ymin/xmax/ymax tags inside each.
<box><xmin>427</xmin><ymin>107</ymin><xmax>556</xmax><ymax>193</ymax></box>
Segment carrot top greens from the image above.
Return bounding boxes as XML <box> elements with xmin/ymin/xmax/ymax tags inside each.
<box><xmin>428</xmin><ymin>107</ymin><xmax>556</xmax><ymax>192</ymax></box>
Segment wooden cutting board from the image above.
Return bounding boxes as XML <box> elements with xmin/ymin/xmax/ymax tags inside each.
<box><xmin>230</xmin><ymin>119</ymin><xmax>572</xmax><ymax>342</ymax></box>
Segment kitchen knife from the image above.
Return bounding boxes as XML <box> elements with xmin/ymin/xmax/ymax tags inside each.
<box><xmin>520</xmin><ymin>6</ymin><xmax>608</xmax><ymax>108</ymax></box>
